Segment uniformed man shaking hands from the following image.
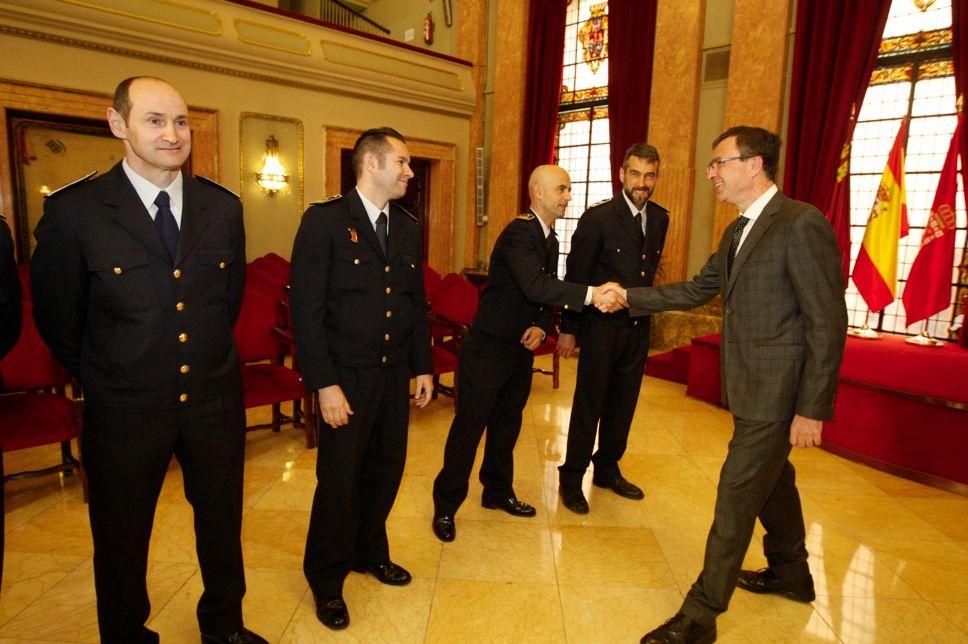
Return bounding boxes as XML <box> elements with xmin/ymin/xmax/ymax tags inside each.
<box><xmin>290</xmin><ymin>127</ymin><xmax>433</xmax><ymax>631</ymax></box>
<box><xmin>31</xmin><ymin>76</ymin><xmax>264</xmax><ymax>644</ymax></box>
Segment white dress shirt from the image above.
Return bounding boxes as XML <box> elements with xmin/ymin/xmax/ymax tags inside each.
<box><xmin>122</xmin><ymin>159</ymin><xmax>183</xmax><ymax>229</ymax></box>
<box><xmin>734</xmin><ymin>183</ymin><xmax>778</xmax><ymax>255</ymax></box>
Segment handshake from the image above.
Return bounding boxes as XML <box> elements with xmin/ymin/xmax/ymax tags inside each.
<box><xmin>590</xmin><ymin>282</ymin><xmax>629</xmax><ymax>313</ymax></box>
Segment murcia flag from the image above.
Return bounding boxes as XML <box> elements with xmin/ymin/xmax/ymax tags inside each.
<box><xmin>852</xmin><ymin>119</ymin><xmax>909</xmax><ymax>312</ymax></box>
<box><xmin>902</xmin><ymin>117</ymin><xmax>961</xmax><ymax>326</ymax></box>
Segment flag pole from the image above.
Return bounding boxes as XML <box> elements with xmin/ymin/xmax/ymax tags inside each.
<box><xmin>906</xmin><ymin>319</ymin><xmax>944</xmax><ymax>346</ymax></box>
<box><xmin>849</xmin><ymin>309</ymin><xmax>880</xmax><ymax>339</ymax></box>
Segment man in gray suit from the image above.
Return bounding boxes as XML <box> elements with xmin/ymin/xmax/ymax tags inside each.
<box><xmin>606</xmin><ymin>126</ymin><xmax>847</xmax><ymax>644</ymax></box>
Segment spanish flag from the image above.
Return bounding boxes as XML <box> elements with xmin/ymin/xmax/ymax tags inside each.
<box><xmin>852</xmin><ymin>119</ymin><xmax>909</xmax><ymax>313</ymax></box>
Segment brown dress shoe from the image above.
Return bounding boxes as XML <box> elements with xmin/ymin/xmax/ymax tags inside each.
<box><xmin>313</xmin><ymin>595</ymin><xmax>349</xmax><ymax>630</ymax></box>
<box><xmin>593</xmin><ymin>473</ymin><xmax>645</xmax><ymax>499</ymax></box>
<box><xmin>352</xmin><ymin>561</ymin><xmax>412</xmax><ymax>585</ymax></box>
<box><xmin>641</xmin><ymin>613</ymin><xmax>716</xmax><ymax>643</ymax></box>
<box><xmin>432</xmin><ymin>514</ymin><xmax>456</xmax><ymax>542</ymax></box>
<box><xmin>736</xmin><ymin>568</ymin><xmax>815</xmax><ymax>602</ymax></box>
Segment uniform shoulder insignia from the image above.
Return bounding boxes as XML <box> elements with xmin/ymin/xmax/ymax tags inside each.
<box><xmin>589</xmin><ymin>197</ymin><xmax>611</xmax><ymax>208</ymax></box>
<box><xmin>45</xmin><ymin>170</ymin><xmax>97</xmax><ymax>199</ymax></box>
<box><xmin>392</xmin><ymin>203</ymin><xmax>418</xmax><ymax>223</ymax></box>
<box><xmin>515</xmin><ymin>212</ymin><xmax>536</xmax><ymax>221</ymax></box>
<box><xmin>309</xmin><ymin>194</ymin><xmax>342</xmax><ymax>206</ymax></box>
<box><xmin>195</xmin><ymin>175</ymin><xmax>240</xmax><ymax>199</ymax></box>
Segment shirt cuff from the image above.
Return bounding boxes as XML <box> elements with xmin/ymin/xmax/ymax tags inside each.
<box><xmin>584</xmin><ymin>286</ymin><xmax>593</xmax><ymax>306</ymax></box>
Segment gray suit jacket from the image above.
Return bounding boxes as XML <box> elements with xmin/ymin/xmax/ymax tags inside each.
<box><xmin>628</xmin><ymin>190</ymin><xmax>847</xmax><ymax>422</ymax></box>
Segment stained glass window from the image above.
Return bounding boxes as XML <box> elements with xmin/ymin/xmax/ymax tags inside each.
<box><xmin>847</xmin><ymin>0</ymin><xmax>967</xmax><ymax>338</ymax></box>
<box><xmin>554</xmin><ymin>0</ymin><xmax>610</xmax><ymax>277</ymax></box>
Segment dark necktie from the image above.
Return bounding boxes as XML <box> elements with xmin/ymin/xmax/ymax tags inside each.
<box><xmin>376</xmin><ymin>211</ymin><xmax>388</xmax><ymax>256</ymax></box>
<box><xmin>154</xmin><ymin>190</ymin><xmax>179</xmax><ymax>260</ymax></box>
<box><xmin>547</xmin><ymin>229</ymin><xmax>559</xmax><ymax>276</ymax></box>
<box><xmin>727</xmin><ymin>215</ymin><xmax>751</xmax><ymax>276</ymax></box>
<box><xmin>634</xmin><ymin>211</ymin><xmax>645</xmax><ymax>246</ymax></box>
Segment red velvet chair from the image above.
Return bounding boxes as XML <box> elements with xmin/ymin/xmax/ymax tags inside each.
<box><xmin>532</xmin><ymin>322</ymin><xmax>561</xmax><ymax>389</ymax></box>
<box><xmin>427</xmin><ymin>273</ymin><xmax>480</xmax><ymax>399</ymax></box>
<box><xmin>233</xmin><ymin>285</ymin><xmax>315</xmax><ymax>447</ymax></box>
<box><xmin>0</xmin><ymin>301</ymin><xmax>82</xmax><ymax>487</ymax></box>
<box><xmin>251</xmin><ymin>252</ymin><xmax>290</xmax><ymax>284</ymax></box>
<box><xmin>423</xmin><ymin>262</ymin><xmax>443</xmax><ymax>302</ymax></box>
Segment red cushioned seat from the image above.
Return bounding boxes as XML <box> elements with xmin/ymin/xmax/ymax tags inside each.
<box><xmin>240</xmin><ymin>363</ymin><xmax>306</xmax><ymax>409</ymax></box>
<box><xmin>0</xmin><ymin>393</ymin><xmax>78</xmax><ymax>452</ymax></box>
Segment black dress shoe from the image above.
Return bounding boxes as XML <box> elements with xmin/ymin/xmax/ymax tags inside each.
<box><xmin>432</xmin><ymin>514</ymin><xmax>456</xmax><ymax>542</ymax></box>
<box><xmin>641</xmin><ymin>613</ymin><xmax>716</xmax><ymax>643</ymax></box>
<box><xmin>736</xmin><ymin>568</ymin><xmax>816</xmax><ymax>602</ymax></box>
<box><xmin>314</xmin><ymin>595</ymin><xmax>349</xmax><ymax>630</ymax></box>
<box><xmin>593</xmin><ymin>474</ymin><xmax>645</xmax><ymax>500</ymax></box>
<box><xmin>559</xmin><ymin>487</ymin><xmax>589</xmax><ymax>514</ymax></box>
<box><xmin>352</xmin><ymin>560</ymin><xmax>413</xmax><ymax>586</ymax></box>
<box><xmin>481</xmin><ymin>497</ymin><xmax>537</xmax><ymax>517</ymax></box>
<box><xmin>201</xmin><ymin>628</ymin><xmax>268</xmax><ymax>644</ymax></box>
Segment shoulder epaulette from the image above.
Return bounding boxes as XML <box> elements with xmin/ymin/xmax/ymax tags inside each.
<box><xmin>45</xmin><ymin>170</ymin><xmax>97</xmax><ymax>199</ymax></box>
<box><xmin>589</xmin><ymin>197</ymin><xmax>611</xmax><ymax>208</ymax></box>
<box><xmin>648</xmin><ymin>200</ymin><xmax>669</xmax><ymax>216</ymax></box>
<box><xmin>195</xmin><ymin>175</ymin><xmax>240</xmax><ymax>199</ymax></box>
<box><xmin>309</xmin><ymin>194</ymin><xmax>342</xmax><ymax>206</ymax></box>
<box><xmin>392</xmin><ymin>203</ymin><xmax>418</xmax><ymax>223</ymax></box>
<box><xmin>515</xmin><ymin>212</ymin><xmax>536</xmax><ymax>221</ymax></box>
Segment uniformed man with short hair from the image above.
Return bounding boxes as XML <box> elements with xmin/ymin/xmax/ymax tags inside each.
<box><xmin>556</xmin><ymin>143</ymin><xmax>670</xmax><ymax>514</ymax></box>
<box><xmin>290</xmin><ymin>127</ymin><xmax>433</xmax><ymax>631</ymax></box>
<box><xmin>31</xmin><ymin>76</ymin><xmax>264</xmax><ymax>644</ymax></box>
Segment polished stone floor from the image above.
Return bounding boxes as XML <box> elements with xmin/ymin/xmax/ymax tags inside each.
<box><xmin>2</xmin><ymin>355</ymin><xmax>967</xmax><ymax>642</ymax></box>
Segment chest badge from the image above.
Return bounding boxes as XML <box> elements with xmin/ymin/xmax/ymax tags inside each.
<box><xmin>348</xmin><ymin>227</ymin><xmax>359</xmax><ymax>243</ymax></box>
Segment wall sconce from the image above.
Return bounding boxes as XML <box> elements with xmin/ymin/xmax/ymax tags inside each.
<box><xmin>256</xmin><ymin>135</ymin><xmax>289</xmax><ymax>194</ymax></box>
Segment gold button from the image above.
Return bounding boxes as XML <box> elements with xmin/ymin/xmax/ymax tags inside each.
<box><xmin>642</xmin><ymin>254</ymin><xmax>647</xmax><ymax>260</ymax></box>
<box><xmin>617</xmin><ymin>248</ymin><xmax>621</xmax><ymax>253</ymax></box>
<box><xmin>641</xmin><ymin>271</ymin><xmax>646</xmax><ymax>277</ymax></box>
<box><xmin>178</xmin><ymin>332</ymin><xmax>188</xmax><ymax>343</ymax></box>
<box><xmin>173</xmin><ymin>269</ymin><xmax>182</xmax><ymax>279</ymax></box>
<box><xmin>113</xmin><ymin>267</ymin><xmax>122</xmax><ymax>275</ymax></box>
<box><xmin>386</xmin><ymin>310</ymin><xmax>392</xmax><ymax>318</ymax></box>
<box><xmin>354</xmin><ymin>259</ymin><xmax>360</xmax><ymax>265</ymax></box>
<box><xmin>385</xmin><ymin>287</ymin><xmax>391</xmax><ymax>294</ymax></box>
<box><xmin>564</xmin><ymin>304</ymin><xmax>570</xmax><ymax>309</ymax></box>
<box><xmin>218</xmin><ymin>261</ymin><xmax>226</xmax><ymax>269</ymax></box>
<box><xmin>384</xmin><ymin>333</ymin><xmax>390</xmax><ymax>341</ymax></box>
<box><xmin>384</xmin><ymin>265</ymin><xmax>390</xmax><ymax>273</ymax></box>
<box><xmin>411</xmin><ymin>264</ymin><xmax>415</xmax><ymax>269</ymax></box>
<box><xmin>176</xmin><ymin>301</ymin><xmax>185</xmax><ymax>312</ymax></box>
<box><xmin>179</xmin><ymin>393</ymin><xmax>189</xmax><ymax>403</ymax></box>
<box><xmin>381</xmin><ymin>356</ymin><xmax>388</xmax><ymax>364</ymax></box>
<box><xmin>180</xmin><ymin>364</ymin><xmax>190</xmax><ymax>374</ymax></box>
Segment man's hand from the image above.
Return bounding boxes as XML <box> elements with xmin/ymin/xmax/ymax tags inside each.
<box><xmin>413</xmin><ymin>373</ymin><xmax>433</xmax><ymax>408</ymax></box>
<box><xmin>790</xmin><ymin>414</ymin><xmax>822</xmax><ymax>448</ymax></box>
<box><xmin>591</xmin><ymin>282</ymin><xmax>628</xmax><ymax>312</ymax></box>
<box><xmin>557</xmin><ymin>332</ymin><xmax>577</xmax><ymax>358</ymax></box>
<box><xmin>318</xmin><ymin>384</ymin><xmax>353</xmax><ymax>429</ymax></box>
<box><xmin>520</xmin><ymin>326</ymin><xmax>545</xmax><ymax>351</ymax></box>
<box><xmin>600</xmin><ymin>282</ymin><xmax>628</xmax><ymax>302</ymax></box>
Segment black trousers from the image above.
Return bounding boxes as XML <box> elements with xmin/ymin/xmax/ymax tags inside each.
<box><xmin>433</xmin><ymin>329</ymin><xmax>533</xmax><ymax>516</ymax></box>
<box><xmin>558</xmin><ymin>317</ymin><xmax>650</xmax><ymax>489</ymax></box>
<box><xmin>304</xmin><ymin>363</ymin><xmax>410</xmax><ymax>597</ymax></box>
<box><xmin>82</xmin><ymin>392</ymin><xmax>247</xmax><ymax>644</ymax></box>
<box><xmin>681</xmin><ymin>416</ymin><xmax>811</xmax><ymax>624</ymax></box>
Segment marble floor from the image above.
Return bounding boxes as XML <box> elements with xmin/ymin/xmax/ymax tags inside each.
<box><xmin>2</xmin><ymin>355</ymin><xmax>967</xmax><ymax>643</ymax></box>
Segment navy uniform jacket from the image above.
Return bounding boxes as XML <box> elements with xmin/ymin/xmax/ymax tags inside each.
<box><xmin>473</xmin><ymin>212</ymin><xmax>587</xmax><ymax>344</ymax></box>
<box><xmin>561</xmin><ymin>194</ymin><xmax>668</xmax><ymax>336</ymax></box>
<box><xmin>289</xmin><ymin>190</ymin><xmax>433</xmax><ymax>391</ymax></box>
<box><xmin>31</xmin><ymin>163</ymin><xmax>245</xmax><ymax>410</ymax></box>
<box><xmin>0</xmin><ymin>214</ymin><xmax>21</xmax><ymax>362</ymax></box>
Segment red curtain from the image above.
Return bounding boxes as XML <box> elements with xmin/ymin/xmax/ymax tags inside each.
<box><xmin>519</xmin><ymin>0</ymin><xmax>568</xmax><ymax>212</ymax></box>
<box><xmin>783</xmin><ymin>1</ymin><xmax>891</xmax><ymax>273</ymax></box>
<box><xmin>607</xmin><ymin>0</ymin><xmax>658</xmax><ymax>194</ymax></box>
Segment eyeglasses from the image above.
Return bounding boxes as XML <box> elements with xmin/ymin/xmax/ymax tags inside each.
<box><xmin>707</xmin><ymin>155</ymin><xmax>749</xmax><ymax>172</ymax></box>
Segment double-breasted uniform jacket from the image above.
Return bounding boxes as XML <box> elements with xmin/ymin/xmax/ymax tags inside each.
<box><xmin>289</xmin><ymin>189</ymin><xmax>433</xmax><ymax>390</ymax></box>
<box><xmin>0</xmin><ymin>214</ymin><xmax>21</xmax><ymax>364</ymax></box>
<box><xmin>628</xmin><ymin>190</ymin><xmax>847</xmax><ymax>422</ymax></box>
<box><xmin>472</xmin><ymin>212</ymin><xmax>588</xmax><ymax>343</ymax></box>
<box><xmin>31</xmin><ymin>162</ymin><xmax>246</xmax><ymax>411</ymax></box>
<box><xmin>560</xmin><ymin>195</ymin><xmax>669</xmax><ymax>345</ymax></box>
